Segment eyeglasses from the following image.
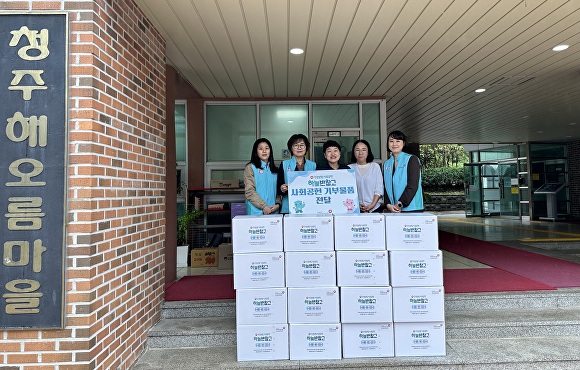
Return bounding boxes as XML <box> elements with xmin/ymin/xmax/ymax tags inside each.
<box><xmin>292</xmin><ymin>143</ymin><xmax>306</xmax><ymax>149</ymax></box>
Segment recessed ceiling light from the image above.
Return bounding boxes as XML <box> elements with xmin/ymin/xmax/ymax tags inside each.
<box><xmin>475</xmin><ymin>88</ymin><xmax>486</xmax><ymax>93</ymax></box>
<box><xmin>290</xmin><ymin>48</ymin><xmax>304</xmax><ymax>55</ymax></box>
<box><xmin>569</xmin><ymin>122</ymin><xmax>577</xmax><ymax>125</ymax></box>
<box><xmin>537</xmin><ymin>130</ymin><xmax>544</xmax><ymax>134</ymax></box>
<box><xmin>552</xmin><ymin>44</ymin><xmax>569</xmax><ymax>51</ymax></box>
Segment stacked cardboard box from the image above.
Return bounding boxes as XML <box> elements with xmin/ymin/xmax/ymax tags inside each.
<box><xmin>385</xmin><ymin>213</ymin><xmax>446</xmax><ymax>357</ymax></box>
<box><xmin>283</xmin><ymin>214</ymin><xmax>341</xmax><ymax>360</ymax></box>
<box><xmin>232</xmin><ymin>215</ymin><xmax>288</xmax><ymax>361</ymax></box>
<box><xmin>233</xmin><ymin>212</ymin><xmax>446</xmax><ymax>362</ymax></box>
<box><xmin>334</xmin><ymin>213</ymin><xmax>395</xmax><ymax>358</ymax></box>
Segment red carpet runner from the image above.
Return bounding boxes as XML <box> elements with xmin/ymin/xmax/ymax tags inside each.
<box><xmin>165</xmin><ymin>274</ymin><xmax>235</xmax><ymax>301</ymax></box>
<box><xmin>443</xmin><ymin>268</ymin><xmax>555</xmax><ymax>293</ymax></box>
<box><xmin>439</xmin><ymin>230</ymin><xmax>580</xmax><ymax>288</ymax></box>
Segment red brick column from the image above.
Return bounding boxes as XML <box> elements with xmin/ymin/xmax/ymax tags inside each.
<box><xmin>0</xmin><ymin>1</ymin><xmax>167</xmax><ymax>369</ymax></box>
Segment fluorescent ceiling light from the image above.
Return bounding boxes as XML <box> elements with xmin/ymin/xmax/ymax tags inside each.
<box><xmin>290</xmin><ymin>48</ymin><xmax>304</xmax><ymax>55</ymax></box>
<box><xmin>552</xmin><ymin>44</ymin><xmax>569</xmax><ymax>51</ymax></box>
<box><xmin>276</xmin><ymin>110</ymin><xmax>306</xmax><ymax>119</ymax></box>
<box><xmin>475</xmin><ymin>88</ymin><xmax>486</xmax><ymax>93</ymax></box>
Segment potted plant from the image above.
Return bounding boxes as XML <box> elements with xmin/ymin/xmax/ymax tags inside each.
<box><xmin>177</xmin><ymin>208</ymin><xmax>204</xmax><ymax>247</ymax></box>
<box><xmin>176</xmin><ymin>208</ymin><xmax>203</xmax><ymax>268</ymax></box>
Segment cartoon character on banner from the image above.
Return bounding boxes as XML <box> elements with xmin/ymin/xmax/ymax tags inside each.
<box><xmin>343</xmin><ymin>198</ymin><xmax>356</xmax><ymax>213</ymax></box>
<box><xmin>293</xmin><ymin>200</ymin><xmax>306</xmax><ymax>213</ymax></box>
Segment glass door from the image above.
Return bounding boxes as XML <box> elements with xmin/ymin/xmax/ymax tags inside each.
<box><xmin>463</xmin><ymin>163</ymin><xmax>482</xmax><ymax>216</ymax></box>
<box><xmin>312</xmin><ymin>131</ymin><xmax>359</xmax><ymax>168</ymax></box>
<box><xmin>498</xmin><ymin>160</ymin><xmax>520</xmax><ymax>218</ymax></box>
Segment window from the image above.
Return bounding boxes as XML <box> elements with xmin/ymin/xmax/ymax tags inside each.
<box><xmin>362</xmin><ymin>103</ymin><xmax>380</xmax><ymax>158</ymax></box>
<box><xmin>260</xmin><ymin>104</ymin><xmax>308</xmax><ymax>161</ymax></box>
<box><xmin>313</xmin><ymin>103</ymin><xmax>358</xmax><ymax>128</ymax></box>
<box><xmin>206</xmin><ymin>105</ymin><xmax>256</xmax><ymax>161</ymax></box>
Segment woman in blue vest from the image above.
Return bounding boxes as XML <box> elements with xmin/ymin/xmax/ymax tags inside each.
<box><xmin>383</xmin><ymin>130</ymin><xmax>424</xmax><ymax>212</ymax></box>
<box><xmin>244</xmin><ymin>138</ymin><xmax>281</xmax><ymax>215</ymax></box>
<box><xmin>277</xmin><ymin>134</ymin><xmax>317</xmax><ymax>213</ymax></box>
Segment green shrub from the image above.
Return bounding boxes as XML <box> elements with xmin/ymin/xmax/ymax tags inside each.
<box><xmin>422</xmin><ymin>166</ymin><xmax>464</xmax><ymax>192</ymax></box>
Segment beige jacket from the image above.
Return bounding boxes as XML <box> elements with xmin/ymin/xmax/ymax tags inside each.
<box><xmin>244</xmin><ymin>163</ymin><xmax>282</xmax><ymax>211</ymax></box>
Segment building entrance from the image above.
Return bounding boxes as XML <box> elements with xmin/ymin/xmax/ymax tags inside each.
<box><xmin>498</xmin><ymin>160</ymin><xmax>520</xmax><ymax>218</ymax></box>
<box><xmin>464</xmin><ymin>161</ymin><xmax>521</xmax><ymax>218</ymax></box>
<box><xmin>311</xmin><ymin>130</ymin><xmax>359</xmax><ymax>168</ymax></box>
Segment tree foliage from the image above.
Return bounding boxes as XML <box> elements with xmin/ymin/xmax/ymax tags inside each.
<box><xmin>419</xmin><ymin>144</ymin><xmax>468</xmax><ymax>193</ymax></box>
<box><xmin>420</xmin><ymin>144</ymin><xmax>469</xmax><ymax>169</ymax></box>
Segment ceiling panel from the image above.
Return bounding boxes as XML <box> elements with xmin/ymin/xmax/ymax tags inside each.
<box><xmin>135</xmin><ymin>0</ymin><xmax>580</xmax><ymax>144</ymax></box>
<box><xmin>243</xmin><ymin>0</ymin><xmax>276</xmax><ymax>97</ymax></box>
<box><xmin>217</xmin><ymin>0</ymin><xmax>261</xmax><ymax>97</ymax></box>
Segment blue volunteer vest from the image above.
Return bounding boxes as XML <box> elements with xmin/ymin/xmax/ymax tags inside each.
<box><xmin>383</xmin><ymin>152</ymin><xmax>424</xmax><ymax>211</ymax></box>
<box><xmin>246</xmin><ymin>161</ymin><xmax>278</xmax><ymax>215</ymax></box>
<box><xmin>281</xmin><ymin>157</ymin><xmax>316</xmax><ymax>213</ymax></box>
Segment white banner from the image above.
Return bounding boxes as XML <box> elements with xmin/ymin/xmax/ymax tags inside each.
<box><xmin>287</xmin><ymin>170</ymin><xmax>360</xmax><ymax>215</ymax></box>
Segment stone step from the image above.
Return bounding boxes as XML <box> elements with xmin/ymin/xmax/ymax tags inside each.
<box><xmin>135</xmin><ymin>337</ymin><xmax>580</xmax><ymax>369</ymax></box>
<box><xmin>148</xmin><ymin>316</ymin><xmax>236</xmax><ymax>349</ymax></box>
<box><xmin>161</xmin><ymin>299</ymin><xmax>235</xmax><ymax>319</ymax></box>
<box><xmin>447</xmin><ymin>306</ymin><xmax>580</xmax><ymax>339</ymax></box>
<box><xmin>159</xmin><ymin>289</ymin><xmax>580</xmax><ymax>320</ymax></box>
<box><xmin>444</xmin><ymin>289</ymin><xmax>580</xmax><ymax>311</ymax></box>
<box><xmin>148</xmin><ymin>305</ymin><xmax>580</xmax><ymax>349</ymax></box>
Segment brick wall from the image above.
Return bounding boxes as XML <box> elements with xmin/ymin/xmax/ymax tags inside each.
<box><xmin>0</xmin><ymin>1</ymin><xmax>167</xmax><ymax>369</ymax></box>
<box><xmin>568</xmin><ymin>141</ymin><xmax>580</xmax><ymax>219</ymax></box>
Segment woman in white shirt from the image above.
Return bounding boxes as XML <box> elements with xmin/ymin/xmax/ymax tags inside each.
<box><xmin>348</xmin><ymin>140</ymin><xmax>384</xmax><ymax>213</ymax></box>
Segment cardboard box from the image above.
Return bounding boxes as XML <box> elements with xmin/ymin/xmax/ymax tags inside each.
<box><xmin>190</xmin><ymin>248</ymin><xmax>218</xmax><ymax>267</ymax></box>
<box><xmin>285</xmin><ymin>251</ymin><xmax>336</xmax><ymax>287</ymax></box>
<box><xmin>389</xmin><ymin>250</ymin><xmax>443</xmax><ymax>287</ymax></box>
<box><xmin>394</xmin><ymin>322</ymin><xmax>446</xmax><ymax>356</ymax></box>
<box><xmin>289</xmin><ymin>323</ymin><xmax>342</xmax><ymax>360</ymax></box>
<box><xmin>233</xmin><ymin>252</ymin><xmax>285</xmax><ymax>289</ymax></box>
<box><xmin>334</xmin><ymin>213</ymin><xmax>386</xmax><ymax>250</ymax></box>
<box><xmin>287</xmin><ymin>287</ymin><xmax>340</xmax><ymax>324</ymax></box>
<box><xmin>283</xmin><ymin>214</ymin><xmax>334</xmax><ymax>252</ymax></box>
<box><xmin>232</xmin><ymin>215</ymin><xmax>283</xmax><ymax>253</ymax></box>
<box><xmin>336</xmin><ymin>250</ymin><xmax>389</xmax><ymax>286</ymax></box>
<box><xmin>236</xmin><ymin>288</ymin><xmax>287</xmax><ymax>325</ymax></box>
<box><xmin>236</xmin><ymin>324</ymin><xmax>289</xmax><ymax>361</ymax></box>
<box><xmin>385</xmin><ymin>213</ymin><xmax>439</xmax><ymax>250</ymax></box>
<box><xmin>342</xmin><ymin>323</ymin><xmax>394</xmax><ymax>358</ymax></box>
<box><xmin>392</xmin><ymin>286</ymin><xmax>445</xmax><ymax>322</ymax></box>
<box><xmin>218</xmin><ymin>243</ymin><xmax>233</xmax><ymax>270</ymax></box>
<box><xmin>210</xmin><ymin>179</ymin><xmax>239</xmax><ymax>189</ymax></box>
<box><xmin>340</xmin><ymin>287</ymin><xmax>393</xmax><ymax>323</ymax></box>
